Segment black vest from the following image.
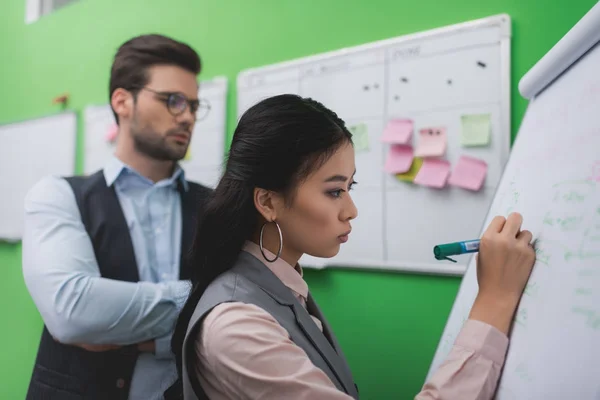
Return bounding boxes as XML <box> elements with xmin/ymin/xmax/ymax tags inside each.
<box><xmin>26</xmin><ymin>170</ymin><xmax>212</xmax><ymax>400</ymax></box>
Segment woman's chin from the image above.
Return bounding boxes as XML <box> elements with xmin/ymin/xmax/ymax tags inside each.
<box><xmin>306</xmin><ymin>244</ymin><xmax>341</xmax><ymax>259</ymax></box>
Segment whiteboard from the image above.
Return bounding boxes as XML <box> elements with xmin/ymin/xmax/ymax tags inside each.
<box><xmin>84</xmin><ymin>76</ymin><xmax>228</xmax><ymax>188</ymax></box>
<box><xmin>0</xmin><ymin>112</ymin><xmax>76</xmax><ymax>241</ymax></box>
<box><xmin>427</xmin><ymin>4</ymin><xmax>600</xmax><ymax>399</ymax></box>
<box><xmin>237</xmin><ymin>15</ymin><xmax>511</xmax><ymax>275</ymax></box>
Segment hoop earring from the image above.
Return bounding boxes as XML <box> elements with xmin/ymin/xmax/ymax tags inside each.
<box><xmin>259</xmin><ymin>221</ymin><xmax>283</xmax><ymax>262</ymax></box>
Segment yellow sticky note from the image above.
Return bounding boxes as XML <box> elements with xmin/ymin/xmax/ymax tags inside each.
<box><xmin>461</xmin><ymin>114</ymin><xmax>491</xmax><ymax>146</ymax></box>
<box><xmin>184</xmin><ymin>147</ymin><xmax>192</xmax><ymax>161</ymax></box>
<box><xmin>349</xmin><ymin>123</ymin><xmax>369</xmax><ymax>152</ymax></box>
<box><xmin>396</xmin><ymin>157</ymin><xmax>423</xmax><ymax>182</ymax></box>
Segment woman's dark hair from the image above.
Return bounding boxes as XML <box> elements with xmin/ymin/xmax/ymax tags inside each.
<box><xmin>167</xmin><ymin>94</ymin><xmax>353</xmax><ymax>397</ymax></box>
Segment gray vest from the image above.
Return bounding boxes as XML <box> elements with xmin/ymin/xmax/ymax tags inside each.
<box><xmin>181</xmin><ymin>251</ymin><xmax>359</xmax><ymax>399</ymax></box>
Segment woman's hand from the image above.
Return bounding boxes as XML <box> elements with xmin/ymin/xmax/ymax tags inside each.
<box><xmin>469</xmin><ymin>212</ymin><xmax>536</xmax><ymax>335</ymax></box>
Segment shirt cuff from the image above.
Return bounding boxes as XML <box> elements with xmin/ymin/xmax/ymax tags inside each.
<box><xmin>168</xmin><ymin>280</ymin><xmax>192</xmax><ymax>309</ymax></box>
<box><xmin>153</xmin><ymin>280</ymin><xmax>191</xmax><ymax>359</ymax></box>
<box><xmin>455</xmin><ymin>319</ymin><xmax>509</xmax><ymax>365</ymax></box>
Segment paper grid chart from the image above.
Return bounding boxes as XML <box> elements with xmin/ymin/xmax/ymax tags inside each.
<box><xmin>238</xmin><ymin>16</ymin><xmax>511</xmax><ymax>274</ymax></box>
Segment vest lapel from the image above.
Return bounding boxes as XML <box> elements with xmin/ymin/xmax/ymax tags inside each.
<box><xmin>92</xmin><ymin>179</ymin><xmax>139</xmax><ymax>282</ymax></box>
<box><xmin>291</xmin><ymin>298</ymin><xmax>354</xmax><ymax>395</ymax></box>
<box><xmin>238</xmin><ymin>253</ymin><xmax>354</xmax><ymax>395</ymax></box>
<box><xmin>306</xmin><ymin>294</ymin><xmax>357</xmax><ymax>395</ymax></box>
<box><xmin>178</xmin><ymin>182</ymin><xmax>196</xmax><ymax>280</ymax></box>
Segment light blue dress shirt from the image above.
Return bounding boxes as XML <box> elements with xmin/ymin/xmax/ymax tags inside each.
<box><xmin>22</xmin><ymin>156</ymin><xmax>193</xmax><ymax>400</ymax></box>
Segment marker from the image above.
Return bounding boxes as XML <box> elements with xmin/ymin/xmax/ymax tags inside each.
<box><xmin>433</xmin><ymin>240</ymin><xmax>480</xmax><ymax>263</ymax></box>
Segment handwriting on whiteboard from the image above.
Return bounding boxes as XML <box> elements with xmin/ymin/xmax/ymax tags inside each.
<box><xmin>302</xmin><ymin>60</ymin><xmax>351</xmax><ymax>78</ymax></box>
<box><xmin>391</xmin><ymin>45</ymin><xmax>421</xmax><ymax>60</ymax></box>
<box><xmin>588</xmin><ymin>161</ymin><xmax>600</xmax><ymax>182</ymax></box>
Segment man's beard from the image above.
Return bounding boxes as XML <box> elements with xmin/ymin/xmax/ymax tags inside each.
<box><xmin>130</xmin><ymin>116</ymin><xmax>189</xmax><ymax>162</ymax></box>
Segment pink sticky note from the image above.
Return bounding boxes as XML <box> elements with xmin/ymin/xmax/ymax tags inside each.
<box><xmin>415</xmin><ymin>127</ymin><xmax>447</xmax><ymax>157</ymax></box>
<box><xmin>449</xmin><ymin>155</ymin><xmax>488</xmax><ymax>191</ymax></box>
<box><xmin>384</xmin><ymin>145</ymin><xmax>414</xmax><ymax>174</ymax></box>
<box><xmin>414</xmin><ymin>159</ymin><xmax>451</xmax><ymax>188</ymax></box>
<box><xmin>105</xmin><ymin>124</ymin><xmax>118</xmax><ymax>143</ymax></box>
<box><xmin>381</xmin><ymin>119</ymin><xmax>413</xmax><ymax>144</ymax></box>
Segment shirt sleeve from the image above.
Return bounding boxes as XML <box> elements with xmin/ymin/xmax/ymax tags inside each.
<box><xmin>22</xmin><ymin>175</ymin><xmax>191</xmax><ymax>345</ymax></box>
<box><xmin>416</xmin><ymin>319</ymin><xmax>509</xmax><ymax>400</ymax></box>
<box><xmin>155</xmin><ymin>332</ymin><xmax>176</xmax><ymax>360</ymax></box>
<box><xmin>196</xmin><ymin>302</ymin><xmax>354</xmax><ymax>400</ymax></box>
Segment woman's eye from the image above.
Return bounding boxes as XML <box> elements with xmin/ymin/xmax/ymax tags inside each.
<box><xmin>328</xmin><ymin>189</ymin><xmax>344</xmax><ymax>198</ymax></box>
<box><xmin>349</xmin><ymin>180</ymin><xmax>358</xmax><ymax>190</ymax></box>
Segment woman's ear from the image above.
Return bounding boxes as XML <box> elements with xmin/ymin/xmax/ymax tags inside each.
<box><xmin>253</xmin><ymin>188</ymin><xmax>282</xmax><ymax>222</ymax></box>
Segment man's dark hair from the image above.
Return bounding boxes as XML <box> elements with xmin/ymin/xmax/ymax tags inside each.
<box><xmin>109</xmin><ymin>34</ymin><xmax>202</xmax><ymax>123</ymax></box>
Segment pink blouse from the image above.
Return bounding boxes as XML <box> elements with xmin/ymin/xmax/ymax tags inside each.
<box><xmin>193</xmin><ymin>241</ymin><xmax>509</xmax><ymax>399</ymax></box>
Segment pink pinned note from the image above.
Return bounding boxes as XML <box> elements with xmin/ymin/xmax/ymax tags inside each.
<box><xmin>414</xmin><ymin>158</ymin><xmax>451</xmax><ymax>188</ymax></box>
<box><xmin>449</xmin><ymin>155</ymin><xmax>488</xmax><ymax>191</ymax></box>
<box><xmin>415</xmin><ymin>127</ymin><xmax>447</xmax><ymax>157</ymax></box>
<box><xmin>105</xmin><ymin>124</ymin><xmax>118</xmax><ymax>143</ymax></box>
<box><xmin>381</xmin><ymin>119</ymin><xmax>413</xmax><ymax>145</ymax></box>
<box><xmin>384</xmin><ymin>145</ymin><xmax>414</xmax><ymax>174</ymax></box>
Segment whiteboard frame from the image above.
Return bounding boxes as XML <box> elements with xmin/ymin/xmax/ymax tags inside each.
<box><xmin>237</xmin><ymin>14</ymin><xmax>512</xmax><ymax>276</ymax></box>
<box><xmin>0</xmin><ymin>111</ymin><xmax>77</xmax><ymax>242</ymax></box>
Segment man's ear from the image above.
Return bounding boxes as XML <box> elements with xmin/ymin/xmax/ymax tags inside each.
<box><xmin>111</xmin><ymin>88</ymin><xmax>134</xmax><ymax>123</ymax></box>
<box><xmin>253</xmin><ymin>188</ymin><xmax>283</xmax><ymax>222</ymax></box>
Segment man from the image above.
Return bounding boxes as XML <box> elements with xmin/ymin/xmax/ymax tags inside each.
<box><xmin>22</xmin><ymin>34</ymin><xmax>212</xmax><ymax>399</ymax></box>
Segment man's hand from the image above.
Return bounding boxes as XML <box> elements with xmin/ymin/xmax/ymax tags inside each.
<box><xmin>73</xmin><ymin>343</ymin><xmax>123</xmax><ymax>352</ymax></box>
<box><xmin>52</xmin><ymin>335</ymin><xmax>155</xmax><ymax>353</ymax></box>
<box><xmin>77</xmin><ymin>341</ymin><xmax>155</xmax><ymax>353</ymax></box>
<box><xmin>51</xmin><ymin>335</ymin><xmax>122</xmax><ymax>352</ymax></box>
<box><xmin>137</xmin><ymin>340</ymin><xmax>156</xmax><ymax>354</ymax></box>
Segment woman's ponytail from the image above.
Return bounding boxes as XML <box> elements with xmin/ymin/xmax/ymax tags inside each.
<box><xmin>169</xmin><ymin>175</ymin><xmax>257</xmax><ymax>395</ymax></box>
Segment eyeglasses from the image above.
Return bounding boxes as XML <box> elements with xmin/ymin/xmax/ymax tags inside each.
<box><xmin>133</xmin><ymin>86</ymin><xmax>211</xmax><ymax>121</ymax></box>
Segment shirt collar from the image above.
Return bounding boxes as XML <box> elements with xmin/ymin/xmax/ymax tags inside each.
<box><xmin>242</xmin><ymin>240</ymin><xmax>308</xmax><ymax>301</ymax></box>
<box><xmin>102</xmin><ymin>155</ymin><xmax>188</xmax><ymax>191</ymax></box>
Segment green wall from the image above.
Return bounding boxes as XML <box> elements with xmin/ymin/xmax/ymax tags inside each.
<box><xmin>0</xmin><ymin>0</ymin><xmax>596</xmax><ymax>398</ymax></box>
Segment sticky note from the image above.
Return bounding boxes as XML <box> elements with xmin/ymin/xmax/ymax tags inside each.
<box><xmin>461</xmin><ymin>114</ymin><xmax>491</xmax><ymax>146</ymax></box>
<box><xmin>384</xmin><ymin>145</ymin><xmax>414</xmax><ymax>174</ymax></box>
<box><xmin>184</xmin><ymin>147</ymin><xmax>192</xmax><ymax>161</ymax></box>
<box><xmin>449</xmin><ymin>155</ymin><xmax>488</xmax><ymax>191</ymax></box>
<box><xmin>396</xmin><ymin>157</ymin><xmax>423</xmax><ymax>182</ymax></box>
<box><xmin>381</xmin><ymin>119</ymin><xmax>413</xmax><ymax>144</ymax></box>
<box><xmin>349</xmin><ymin>123</ymin><xmax>369</xmax><ymax>152</ymax></box>
<box><xmin>105</xmin><ymin>124</ymin><xmax>118</xmax><ymax>143</ymax></box>
<box><xmin>414</xmin><ymin>159</ymin><xmax>451</xmax><ymax>188</ymax></box>
<box><xmin>415</xmin><ymin>127</ymin><xmax>447</xmax><ymax>157</ymax></box>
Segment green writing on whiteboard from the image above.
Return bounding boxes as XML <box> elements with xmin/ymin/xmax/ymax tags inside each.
<box><xmin>572</xmin><ymin>306</ymin><xmax>600</xmax><ymax>330</ymax></box>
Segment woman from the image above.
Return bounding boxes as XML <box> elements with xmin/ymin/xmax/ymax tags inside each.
<box><xmin>168</xmin><ymin>94</ymin><xmax>536</xmax><ymax>399</ymax></box>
